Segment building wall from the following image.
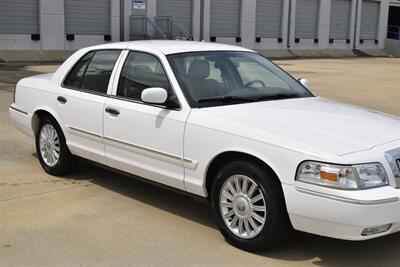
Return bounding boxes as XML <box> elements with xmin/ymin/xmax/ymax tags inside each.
<box><xmin>0</xmin><ymin>0</ymin><xmax>390</xmax><ymax>51</ymax></box>
<box><xmin>201</xmin><ymin>0</ymin><xmax>389</xmax><ymax>50</ymax></box>
<box><xmin>0</xmin><ymin>0</ymin><xmax>120</xmax><ymax>50</ymax></box>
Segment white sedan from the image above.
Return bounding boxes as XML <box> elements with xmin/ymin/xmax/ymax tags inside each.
<box><xmin>9</xmin><ymin>41</ymin><xmax>400</xmax><ymax>251</ymax></box>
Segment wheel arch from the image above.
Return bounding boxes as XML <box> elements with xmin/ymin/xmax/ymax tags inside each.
<box><xmin>204</xmin><ymin>151</ymin><xmax>282</xmax><ymax>198</ymax></box>
<box><xmin>31</xmin><ymin>107</ymin><xmax>63</xmax><ymax>136</ymax></box>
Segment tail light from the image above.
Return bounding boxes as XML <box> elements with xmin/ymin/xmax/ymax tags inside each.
<box><xmin>13</xmin><ymin>84</ymin><xmax>16</xmax><ymax>103</ymax></box>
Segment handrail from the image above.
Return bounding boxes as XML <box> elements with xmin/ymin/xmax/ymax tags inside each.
<box><xmin>174</xmin><ymin>23</ymin><xmax>193</xmax><ymax>40</ymax></box>
<box><xmin>146</xmin><ymin>17</ymin><xmax>168</xmax><ymax>39</ymax></box>
<box><xmin>129</xmin><ymin>15</ymin><xmax>194</xmax><ymax>41</ymax></box>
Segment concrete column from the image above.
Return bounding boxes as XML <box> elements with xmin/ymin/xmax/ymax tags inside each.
<box><xmin>349</xmin><ymin>0</ymin><xmax>358</xmax><ymax>47</ymax></box>
<box><xmin>288</xmin><ymin>0</ymin><xmax>297</xmax><ymax>48</ymax></box>
<box><xmin>111</xmin><ymin>0</ymin><xmax>120</xmax><ymax>42</ymax></box>
<box><xmin>377</xmin><ymin>0</ymin><xmax>389</xmax><ymax>49</ymax></box>
<box><xmin>146</xmin><ymin>0</ymin><xmax>157</xmax><ymax>37</ymax></box>
<box><xmin>124</xmin><ymin>0</ymin><xmax>133</xmax><ymax>40</ymax></box>
<box><xmin>192</xmin><ymin>0</ymin><xmax>201</xmax><ymax>41</ymax></box>
<box><xmin>40</xmin><ymin>0</ymin><xmax>65</xmax><ymax>50</ymax></box>
<box><xmin>203</xmin><ymin>0</ymin><xmax>210</xmax><ymax>41</ymax></box>
<box><xmin>147</xmin><ymin>0</ymin><xmax>157</xmax><ymax>17</ymax></box>
<box><xmin>281</xmin><ymin>0</ymin><xmax>290</xmax><ymax>48</ymax></box>
<box><xmin>318</xmin><ymin>0</ymin><xmax>331</xmax><ymax>48</ymax></box>
<box><xmin>354</xmin><ymin>0</ymin><xmax>362</xmax><ymax>48</ymax></box>
<box><xmin>240</xmin><ymin>0</ymin><xmax>256</xmax><ymax>48</ymax></box>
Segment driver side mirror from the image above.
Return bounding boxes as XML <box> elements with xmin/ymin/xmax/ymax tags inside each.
<box><xmin>141</xmin><ymin>87</ymin><xmax>180</xmax><ymax>109</ymax></box>
<box><xmin>141</xmin><ymin>87</ymin><xmax>168</xmax><ymax>104</ymax></box>
<box><xmin>298</xmin><ymin>78</ymin><xmax>309</xmax><ymax>88</ymax></box>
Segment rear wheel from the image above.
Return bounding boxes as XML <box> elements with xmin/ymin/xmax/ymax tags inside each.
<box><xmin>211</xmin><ymin>160</ymin><xmax>291</xmax><ymax>251</ymax></box>
<box><xmin>35</xmin><ymin>116</ymin><xmax>75</xmax><ymax>175</ymax></box>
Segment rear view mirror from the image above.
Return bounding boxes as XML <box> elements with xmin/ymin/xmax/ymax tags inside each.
<box><xmin>141</xmin><ymin>87</ymin><xmax>168</xmax><ymax>104</ymax></box>
<box><xmin>298</xmin><ymin>78</ymin><xmax>309</xmax><ymax>88</ymax></box>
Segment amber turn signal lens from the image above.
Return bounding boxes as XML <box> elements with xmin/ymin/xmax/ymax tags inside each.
<box><xmin>320</xmin><ymin>171</ymin><xmax>337</xmax><ymax>181</ymax></box>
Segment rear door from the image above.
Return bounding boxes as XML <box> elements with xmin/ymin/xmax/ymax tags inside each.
<box><xmin>56</xmin><ymin>49</ymin><xmax>122</xmax><ymax>164</ymax></box>
<box><xmin>103</xmin><ymin>50</ymin><xmax>190</xmax><ymax>190</ymax></box>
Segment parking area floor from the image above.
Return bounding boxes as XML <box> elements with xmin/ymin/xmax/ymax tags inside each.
<box><xmin>0</xmin><ymin>58</ymin><xmax>400</xmax><ymax>267</ymax></box>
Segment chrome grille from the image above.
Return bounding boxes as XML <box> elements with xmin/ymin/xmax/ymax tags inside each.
<box><xmin>385</xmin><ymin>148</ymin><xmax>400</xmax><ymax>187</ymax></box>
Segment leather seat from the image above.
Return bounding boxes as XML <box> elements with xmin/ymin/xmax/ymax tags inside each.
<box><xmin>186</xmin><ymin>59</ymin><xmax>221</xmax><ymax>100</ymax></box>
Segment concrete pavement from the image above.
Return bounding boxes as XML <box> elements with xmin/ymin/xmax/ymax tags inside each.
<box><xmin>0</xmin><ymin>58</ymin><xmax>399</xmax><ymax>267</ymax></box>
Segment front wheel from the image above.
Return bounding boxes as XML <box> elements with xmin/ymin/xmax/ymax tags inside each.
<box><xmin>35</xmin><ymin>116</ymin><xmax>75</xmax><ymax>175</ymax></box>
<box><xmin>211</xmin><ymin>160</ymin><xmax>291</xmax><ymax>252</ymax></box>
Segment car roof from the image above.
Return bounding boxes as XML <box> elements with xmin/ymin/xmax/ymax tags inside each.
<box><xmin>90</xmin><ymin>40</ymin><xmax>254</xmax><ymax>55</ymax></box>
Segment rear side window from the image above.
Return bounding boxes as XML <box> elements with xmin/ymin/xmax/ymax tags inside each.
<box><xmin>117</xmin><ymin>52</ymin><xmax>171</xmax><ymax>101</ymax></box>
<box><xmin>63</xmin><ymin>50</ymin><xmax>121</xmax><ymax>94</ymax></box>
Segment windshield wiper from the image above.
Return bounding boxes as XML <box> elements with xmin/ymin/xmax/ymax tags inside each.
<box><xmin>198</xmin><ymin>96</ymin><xmax>255</xmax><ymax>103</ymax></box>
<box><xmin>256</xmin><ymin>93</ymin><xmax>300</xmax><ymax>101</ymax></box>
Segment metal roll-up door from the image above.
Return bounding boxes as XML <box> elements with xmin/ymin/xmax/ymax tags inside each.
<box><xmin>295</xmin><ymin>0</ymin><xmax>320</xmax><ymax>39</ymax></box>
<box><xmin>210</xmin><ymin>0</ymin><xmax>241</xmax><ymax>37</ymax></box>
<box><xmin>330</xmin><ymin>0</ymin><xmax>351</xmax><ymax>39</ymax></box>
<box><xmin>65</xmin><ymin>0</ymin><xmax>111</xmax><ymax>35</ymax></box>
<box><xmin>0</xmin><ymin>0</ymin><xmax>39</xmax><ymax>34</ymax></box>
<box><xmin>157</xmin><ymin>0</ymin><xmax>193</xmax><ymax>36</ymax></box>
<box><xmin>256</xmin><ymin>0</ymin><xmax>283</xmax><ymax>38</ymax></box>
<box><xmin>360</xmin><ymin>0</ymin><xmax>379</xmax><ymax>40</ymax></box>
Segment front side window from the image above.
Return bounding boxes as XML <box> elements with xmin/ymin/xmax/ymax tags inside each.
<box><xmin>168</xmin><ymin>51</ymin><xmax>313</xmax><ymax>107</ymax></box>
<box><xmin>117</xmin><ymin>52</ymin><xmax>171</xmax><ymax>101</ymax></box>
<box><xmin>63</xmin><ymin>50</ymin><xmax>121</xmax><ymax>94</ymax></box>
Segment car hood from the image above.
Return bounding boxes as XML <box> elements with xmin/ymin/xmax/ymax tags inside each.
<box><xmin>202</xmin><ymin>97</ymin><xmax>400</xmax><ymax>156</ymax></box>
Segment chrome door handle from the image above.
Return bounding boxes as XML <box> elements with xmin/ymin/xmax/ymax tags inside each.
<box><xmin>57</xmin><ymin>96</ymin><xmax>67</xmax><ymax>104</ymax></box>
<box><xmin>105</xmin><ymin>107</ymin><xmax>120</xmax><ymax>116</ymax></box>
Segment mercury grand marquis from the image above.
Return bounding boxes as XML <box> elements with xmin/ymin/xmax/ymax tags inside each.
<box><xmin>9</xmin><ymin>41</ymin><xmax>400</xmax><ymax>251</ymax></box>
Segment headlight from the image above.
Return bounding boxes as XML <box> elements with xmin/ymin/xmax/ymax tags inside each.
<box><xmin>296</xmin><ymin>161</ymin><xmax>388</xmax><ymax>190</ymax></box>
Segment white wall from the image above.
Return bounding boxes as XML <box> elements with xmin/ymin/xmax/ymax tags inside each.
<box><xmin>0</xmin><ymin>0</ymin><xmax>390</xmax><ymax>51</ymax></box>
<box><xmin>200</xmin><ymin>0</ymin><xmax>389</xmax><ymax>50</ymax></box>
<box><xmin>0</xmin><ymin>0</ymin><xmax>120</xmax><ymax>51</ymax></box>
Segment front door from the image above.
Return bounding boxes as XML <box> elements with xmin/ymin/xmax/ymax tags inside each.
<box><xmin>103</xmin><ymin>51</ymin><xmax>189</xmax><ymax>189</ymax></box>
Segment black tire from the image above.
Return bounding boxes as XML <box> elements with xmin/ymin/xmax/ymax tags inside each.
<box><xmin>35</xmin><ymin>116</ymin><xmax>75</xmax><ymax>176</ymax></box>
<box><xmin>210</xmin><ymin>160</ymin><xmax>291</xmax><ymax>252</ymax></box>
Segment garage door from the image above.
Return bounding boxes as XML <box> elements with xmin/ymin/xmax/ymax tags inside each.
<box><xmin>360</xmin><ymin>0</ymin><xmax>379</xmax><ymax>40</ymax></box>
<box><xmin>157</xmin><ymin>0</ymin><xmax>192</xmax><ymax>36</ymax></box>
<box><xmin>210</xmin><ymin>0</ymin><xmax>241</xmax><ymax>37</ymax></box>
<box><xmin>0</xmin><ymin>0</ymin><xmax>39</xmax><ymax>34</ymax></box>
<box><xmin>256</xmin><ymin>0</ymin><xmax>283</xmax><ymax>38</ymax></box>
<box><xmin>65</xmin><ymin>0</ymin><xmax>110</xmax><ymax>35</ymax></box>
<box><xmin>295</xmin><ymin>0</ymin><xmax>320</xmax><ymax>39</ymax></box>
<box><xmin>330</xmin><ymin>0</ymin><xmax>352</xmax><ymax>39</ymax></box>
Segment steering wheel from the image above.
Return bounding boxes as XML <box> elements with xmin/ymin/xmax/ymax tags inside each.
<box><xmin>244</xmin><ymin>80</ymin><xmax>266</xmax><ymax>88</ymax></box>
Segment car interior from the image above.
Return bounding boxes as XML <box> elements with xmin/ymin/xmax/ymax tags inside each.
<box><xmin>117</xmin><ymin>53</ymin><xmax>171</xmax><ymax>101</ymax></box>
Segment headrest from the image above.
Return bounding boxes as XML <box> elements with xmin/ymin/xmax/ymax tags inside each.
<box><xmin>126</xmin><ymin>65</ymin><xmax>152</xmax><ymax>80</ymax></box>
<box><xmin>130</xmin><ymin>65</ymin><xmax>152</xmax><ymax>74</ymax></box>
<box><xmin>187</xmin><ymin>59</ymin><xmax>210</xmax><ymax>80</ymax></box>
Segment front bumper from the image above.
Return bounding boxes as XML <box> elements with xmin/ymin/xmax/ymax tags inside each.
<box><xmin>284</xmin><ymin>182</ymin><xmax>400</xmax><ymax>240</ymax></box>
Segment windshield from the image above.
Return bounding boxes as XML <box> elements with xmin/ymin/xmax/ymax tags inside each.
<box><xmin>167</xmin><ymin>51</ymin><xmax>313</xmax><ymax>108</ymax></box>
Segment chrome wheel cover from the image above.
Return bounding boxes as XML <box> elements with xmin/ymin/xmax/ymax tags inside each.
<box><xmin>219</xmin><ymin>175</ymin><xmax>267</xmax><ymax>239</ymax></box>
<box><xmin>39</xmin><ymin>124</ymin><xmax>60</xmax><ymax>167</ymax></box>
